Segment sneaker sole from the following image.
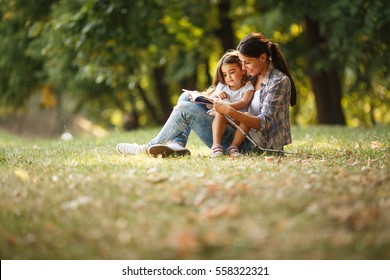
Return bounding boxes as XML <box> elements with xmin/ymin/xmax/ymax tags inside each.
<box><xmin>229</xmin><ymin>154</ymin><xmax>243</xmax><ymax>158</ymax></box>
<box><xmin>148</xmin><ymin>145</ymin><xmax>191</xmax><ymax>158</ymax></box>
<box><xmin>210</xmin><ymin>152</ymin><xmax>224</xmax><ymax>158</ymax></box>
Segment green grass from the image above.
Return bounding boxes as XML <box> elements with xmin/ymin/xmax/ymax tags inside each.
<box><xmin>0</xmin><ymin>126</ymin><xmax>389</xmax><ymax>259</ymax></box>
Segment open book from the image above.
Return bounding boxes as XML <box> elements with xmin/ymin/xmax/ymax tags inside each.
<box><xmin>184</xmin><ymin>89</ymin><xmax>217</xmax><ymax>105</ymax></box>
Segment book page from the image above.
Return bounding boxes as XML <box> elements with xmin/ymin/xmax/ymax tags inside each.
<box><xmin>183</xmin><ymin>89</ymin><xmax>215</xmax><ymax>104</ymax></box>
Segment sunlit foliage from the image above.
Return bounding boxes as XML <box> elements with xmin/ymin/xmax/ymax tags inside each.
<box><xmin>0</xmin><ymin>0</ymin><xmax>389</xmax><ymax>129</ymax></box>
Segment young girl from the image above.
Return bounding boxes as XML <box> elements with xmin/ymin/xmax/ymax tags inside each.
<box><xmin>187</xmin><ymin>50</ymin><xmax>254</xmax><ymax>157</ymax></box>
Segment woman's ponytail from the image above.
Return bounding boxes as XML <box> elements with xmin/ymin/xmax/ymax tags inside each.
<box><xmin>270</xmin><ymin>43</ymin><xmax>297</xmax><ymax>106</ymax></box>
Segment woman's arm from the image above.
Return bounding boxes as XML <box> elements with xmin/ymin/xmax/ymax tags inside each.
<box><xmin>213</xmin><ymin>99</ymin><xmax>260</xmax><ymax>129</ymax></box>
<box><xmin>257</xmin><ymin>76</ymin><xmax>291</xmax><ymax>130</ymax></box>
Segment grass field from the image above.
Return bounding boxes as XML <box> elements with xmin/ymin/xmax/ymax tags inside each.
<box><xmin>0</xmin><ymin>125</ymin><xmax>389</xmax><ymax>259</ymax></box>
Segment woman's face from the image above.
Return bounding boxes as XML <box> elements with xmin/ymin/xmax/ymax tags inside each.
<box><xmin>238</xmin><ymin>53</ymin><xmax>265</xmax><ymax>77</ymax></box>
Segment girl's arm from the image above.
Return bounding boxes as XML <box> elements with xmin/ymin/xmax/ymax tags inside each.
<box><xmin>226</xmin><ymin>89</ymin><xmax>254</xmax><ymax>110</ymax></box>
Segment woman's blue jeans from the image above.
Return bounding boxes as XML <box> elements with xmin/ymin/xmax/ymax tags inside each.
<box><xmin>147</xmin><ymin>92</ymin><xmax>257</xmax><ymax>152</ymax></box>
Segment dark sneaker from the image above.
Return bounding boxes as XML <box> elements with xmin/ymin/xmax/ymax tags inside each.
<box><xmin>148</xmin><ymin>142</ymin><xmax>191</xmax><ymax>158</ymax></box>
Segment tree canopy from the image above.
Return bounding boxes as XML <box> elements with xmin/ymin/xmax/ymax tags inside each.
<box><xmin>1</xmin><ymin>0</ymin><xmax>389</xmax><ymax>131</ymax></box>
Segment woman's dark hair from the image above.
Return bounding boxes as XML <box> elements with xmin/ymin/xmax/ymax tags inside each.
<box><xmin>237</xmin><ymin>32</ymin><xmax>297</xmax><ymax>106</ymax></box>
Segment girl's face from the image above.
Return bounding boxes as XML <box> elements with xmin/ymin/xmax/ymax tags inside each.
<box><xmin>221</xmin><ymin>63</ymin><xmax>245</xmax><ymax>90</ymax></box>
<box><xmin>238</xmin><ymin>53</ymin><xmax>266</xmax><ymax>77</ymax></box>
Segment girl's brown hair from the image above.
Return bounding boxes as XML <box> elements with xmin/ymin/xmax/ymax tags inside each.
<box><xmin>237</xmin><ymin>32</ymin><xmax>297</xmax><ymax>106</ymax></box>
<box><xmin>212</xmin><ymin>50</ymin><xmax>247</xmax><ymax>88</ymax></box>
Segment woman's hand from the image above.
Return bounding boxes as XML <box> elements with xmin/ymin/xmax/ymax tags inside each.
<box><xmin>213</xmin><ymin>99</ymin><xmax>231</xmax><ymax>115</ymax></box>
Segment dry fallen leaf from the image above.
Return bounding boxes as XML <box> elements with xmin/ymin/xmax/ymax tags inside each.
<box><xmin>13</xmin><ymin>169</ymin><xmax>30</xmax><ymax>183</ymax></box>
<box><xmin>354</xmin><ymin>143</ymin><xmax>360</xmax><ymax>149</ymax></box>
<box><xmin>202</xmin><ymin>229</ymin><xmax>220</xmax><ymax>246</ymax></box>
<box><xmin>206</xmin><ymin>183</ymin><xmax>218</xmax><ymax>194</ymax></box>
<box><xmin>265</xmin><ymin>156</ymin><xmax>275</xmax><ymax>162</ymax></box>
<box><xmin>347</xmin><ymin>159</ymin><xmax>358</xmax><ymax>166</ymax></box>
<box><xmin>7</xmin><ymin>234</ymin><xmax>17</xmax><ymax>245</ymax></box>
<box><xmin>61</xmin><ymin>196</ymin><xmax>92</xmax><ymax>210</ymax></box>
<box><xmin>145</xmin><ymin>173</ymin><xmax>168</xmax><ymax>183</ymax></box>
<box><xmin>327</xmin><ymin>205</ymin><xmax>353</xmax><ymax>223</ymax></box>
<box><xmin>170</xmin><ymin>228</ymin><xmax>199</xmax><ymax>259</ymax></box>
<box><xmin>193</xmin><ymin>191</ymin><xmax>207</xmax><ymax>206</ymax></box>
<box><xmin>199</xmin><ymin>203</ymin><xmax>240</xmax><ymax>220</ymax></box>
<box><xmin>370</xmin><ymin>141</ymin><xmax>383</xmax><ymax>149</ymax></box>
<box><xmin>347</xmin><ymin>206</ymin><xmax>380</xmax><ymax>231</ymax></box>
<box><xmin>235</xmin><ymin>182</ymin><xmax>249</xmax><ymax>193</ymax></box>
<box><xmin>169</xmin><ymin>189</ymin><xmax>182</xmax><ymax>204</ymax></box>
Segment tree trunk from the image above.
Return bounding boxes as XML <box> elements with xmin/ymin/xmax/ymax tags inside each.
<box><xmin>153</xmin><ymin>66</ymin><xmax>172</xmax><ymax>123</ymax></box>
<box><xmin>136</xmin><ymin>84</ymin><xmax>162</xmax><ymax>124</ymax></box>
<box><xmin>215</xmin><ymin>0</ymin><xmax>235</xmax><ymax>51</ymax></box>
<box><xmin>180</xmin><ymin>63</ymin><xmax>197</xmax><ymax>91</ymax></box>
<box><xmin>305</xmin><ymin>16</ymin><xmax>346</xmax><ymax>125</ymax></box>
<box><xmin>121</xmin><ymin>89</ymin><xmax>139</xmax><ymax>130</ymax></box>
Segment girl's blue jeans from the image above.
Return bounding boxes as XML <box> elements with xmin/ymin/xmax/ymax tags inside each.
<box><xmin>148</xmin><ymin>92</ymin><xmax>257</xmax><ymax>153</ymax></box>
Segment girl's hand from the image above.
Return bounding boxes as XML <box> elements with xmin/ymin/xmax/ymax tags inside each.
<box><xmin>215</xmin><ymin>91</ymin><xmax>229</xmax><ymax>100</ymax></box>
<box><xmin>214</xmin><ymin>99</ymin><xmax>231</xmax><ymax>115</ymax></box>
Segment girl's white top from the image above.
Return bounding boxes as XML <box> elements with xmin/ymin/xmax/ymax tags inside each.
<box><xmin>215</xmin><ymin>81</ymin><xmax>254</xmax><ymax>112</ymax></box>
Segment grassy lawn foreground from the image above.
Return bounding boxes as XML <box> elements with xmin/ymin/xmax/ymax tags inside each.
<box><xmin>0</xmin><ymin>126</ymin><xmax>389</xmax><ymax>259</ymax></box>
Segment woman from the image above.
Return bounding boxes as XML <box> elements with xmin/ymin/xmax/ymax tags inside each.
<box><xmin>214</xmin><ymin>32</ymin><xmax>297</xmax><ymax>153</ymax></box>
<box><xmin>116</xmin><ymin>32</ymin><xmax>296</xmax><ymax>157</ymax></box>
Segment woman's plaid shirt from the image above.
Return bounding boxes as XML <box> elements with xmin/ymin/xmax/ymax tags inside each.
<box><xmin>248</xmin><ymin>63</ymin><xmax>292</xmax><ymax>149</ymax></box>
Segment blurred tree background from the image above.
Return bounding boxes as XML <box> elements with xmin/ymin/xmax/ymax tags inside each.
<box><xmin>1</xmin><ymin>0</ymin><xmax>389</xmax><ymax>136</ymax></box>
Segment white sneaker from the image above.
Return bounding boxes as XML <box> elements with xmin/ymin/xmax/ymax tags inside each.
<box><xmin>148</xmin><ymin>142</ymin><xmax>191</xmax><ymax>157</ymax></box>
<box><xmin>227</xmin><ymin>145</ymin><xmax>243</xmax><ymax>158</ymax></box>
<box><xmin>116</xmin><ymin>143</ymin><xmax>147</xmax><ymax>155</ymax></box>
